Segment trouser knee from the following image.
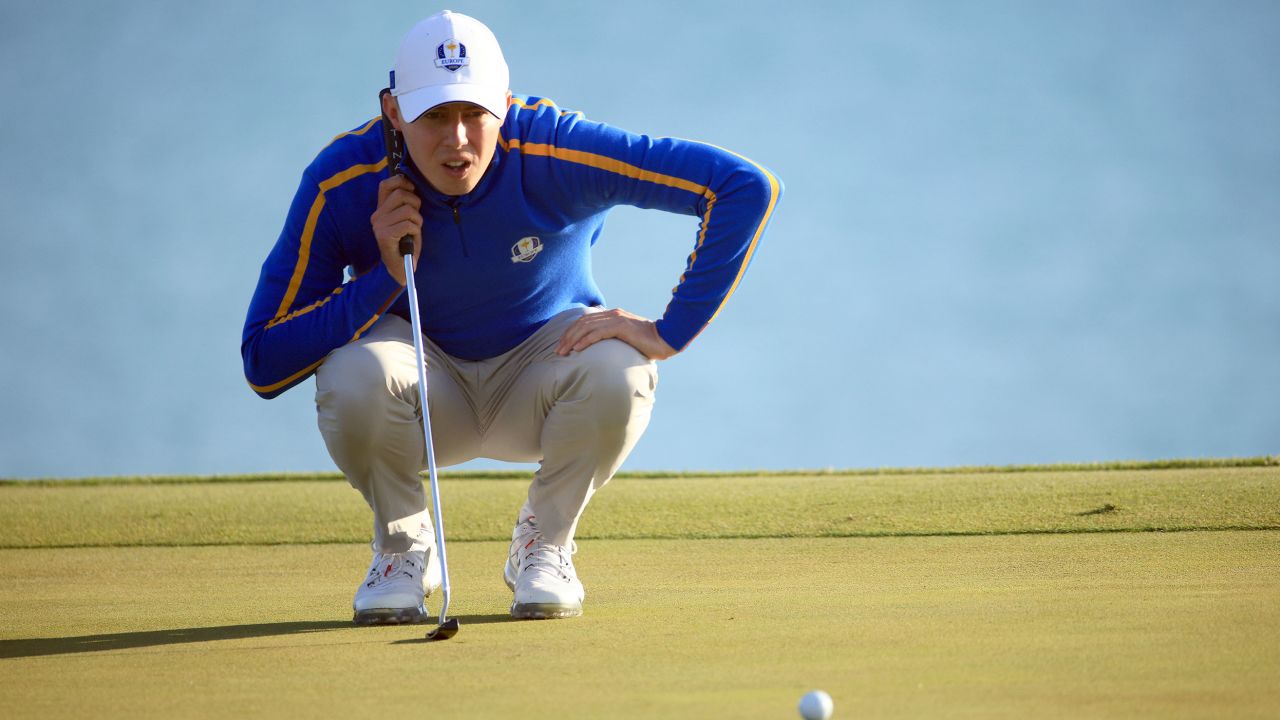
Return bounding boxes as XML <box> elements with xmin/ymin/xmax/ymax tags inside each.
<box><xmin>564</xmin><ymin>339</ymin><xmax>657</xmax><ymax>430</ymax></box>
<box><xmin>315</xmin><ymin>338</ymin><xmax>416</xmax><ymax>467</ymax></box>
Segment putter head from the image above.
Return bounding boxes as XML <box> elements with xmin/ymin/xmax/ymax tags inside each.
<box><xmin>426</xmin><ymin>617</ymin><xmax>461</xmax><ymax>641</ymax></box>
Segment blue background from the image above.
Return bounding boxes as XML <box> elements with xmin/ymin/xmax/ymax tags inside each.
<box><xmin>1</xmin><ymin>1</ymin><xmax>1276</xmax><ymax>477</ymax></box>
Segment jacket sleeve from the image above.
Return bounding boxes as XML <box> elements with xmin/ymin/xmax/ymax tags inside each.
<box><xmin>522</xmin><ymin>108</ymin><xmax>783</xmax><ymax>352</ymax></box>
<box><xmin>240</xmin><ymin>167</ymin><xmax>404</xmax><ymax>399</ymax></box>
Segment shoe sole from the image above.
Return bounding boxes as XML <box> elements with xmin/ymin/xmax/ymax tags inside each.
<box><xmin>352</xmin><ymin>605</ymin><xmax>428</xmax><ymax>626</ymax></box>
<box><xmin>510</xmin><ymin>601</ymin><xmax>583</xmax><ymax>620</ymax></box>
<box><xmin>505</xmin><ymin>563</ymin><xmax>583</xmax><ymax>619</ymax></box>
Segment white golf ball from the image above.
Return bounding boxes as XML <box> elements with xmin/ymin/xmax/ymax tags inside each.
<box><xmin>798</xmin><ymin>689</ymin><xmax>834</xmax><ymax>720</ymax></box>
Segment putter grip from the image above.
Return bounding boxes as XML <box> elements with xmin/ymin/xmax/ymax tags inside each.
<box><xmin>398</xmin><ymin>235</ymin><xmax>413</xmax><ymax>256</ymax></box>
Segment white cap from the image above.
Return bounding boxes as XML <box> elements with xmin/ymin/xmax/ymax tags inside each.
<box><xmin>390</xmin><ymin>10</ymin><xmax>510</xmax><ymax>122</ymax></box>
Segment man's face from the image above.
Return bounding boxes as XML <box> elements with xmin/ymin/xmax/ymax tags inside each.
<box><xmin>387</xmin><ymin>97</ymin><xmax>504</xmax><ymax>196</ymax></box>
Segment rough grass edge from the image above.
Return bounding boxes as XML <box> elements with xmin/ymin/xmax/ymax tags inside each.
<box><xmin>3</xmin><ymin>456</ymin><xmax>1276</xmax><ymax>486</ymax></box>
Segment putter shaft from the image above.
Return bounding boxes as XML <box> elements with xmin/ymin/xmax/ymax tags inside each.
<box><xmin>402</xmin><ymin>251</ymin><xmax>453</xmax><ymax>627</ymax></box>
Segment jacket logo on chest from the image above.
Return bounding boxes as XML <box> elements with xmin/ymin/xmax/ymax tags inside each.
<box><xmin>511</xmin><ymin>236</ymin><xmax>543</xmax><ymax>263</ymax></box>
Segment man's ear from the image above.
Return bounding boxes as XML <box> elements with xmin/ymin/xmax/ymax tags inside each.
<box><xmin>381</xmin><ymin>92</ymin><xmax>403</xmax><ymax>131</ymax></box>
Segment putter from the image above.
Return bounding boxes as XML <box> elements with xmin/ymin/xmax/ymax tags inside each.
<box><xmin>404</xmin><ymin>243</ymin><xmax>459</xmax><ymax>642</ymax></box>
<box><xmin>381</xmin><ymin>90</ymin><xmax>460</xmax><ymax>641</ymax></box>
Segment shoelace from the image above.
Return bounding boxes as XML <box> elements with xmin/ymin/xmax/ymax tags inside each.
<box><xmin>365</xmin><ymin>553</ymin><xmax>421</xmax><ymax>587</ymax></box>
<box><xmin>521</xmin><ymin>540</ymin><xmax>578</xmax><ymax>582</ymax></box>
<box><xmin>510</xmin><ymin>517</ymin><xmax>539</xmax><ymax>567</ymax></box>
<box><xmin>510</xmin><ymin>516</ymin><xmax>579</xmax><ymax>582</ymax></box>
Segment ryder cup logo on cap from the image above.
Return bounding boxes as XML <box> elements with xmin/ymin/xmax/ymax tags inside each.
<box><xmin>391</xmin><ymin>10</ymin><xmax>510</xmax><ymax>122</ymax></box>
<box><xmin>435</xmin><ymin>39</ymin><xmax>468</xmax><ymax>71</ymax></box>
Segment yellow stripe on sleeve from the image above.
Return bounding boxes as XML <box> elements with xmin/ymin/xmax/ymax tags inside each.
<box><xmin>248</xmin><ymin>287</ymin><xmax>401</xmax><ymax>395</ymax></box>
<box><xmin>247</xmin><ymin>358</ymin><xmax>326</xmax><ymax>395</ymax></box>
<box><xmin>271</xmin><ymin>158</ymin><xmax>388</xmax><ymax>322</ymax></box>
<box><xmin>510</xmin><ymin>98</ymin><xmax>557</xmax><ymax>111</ymax></box>
<box><xmin>351</xmin><ymin>293</ymin><xmax>400</xmax><ymax>342</ymax></box>
<box><xmin>506</xmin><ymin>140</ymin><xmax>714</xmax><ymax>200</ymax></box>
<box><xmin>704</xmin><ymin>154</ymin><xmax>781</xmax><ymax>325</ymax></box>
<box><xmin>500</xmin><ymin>133</ymin><xmax>777</xmax><ymax>341</ymax></box>
<box><xmin>508</xmin><ymin>97</ymin><xmax>583</xmax><ymax>119</ymax></box>
<box><xmin>503</xmin><ymin>139</ymin><xmax>723</xmax><ymax>299</ymax></box>
<box><xmin>322</xmin><ymin>117</ymin><xmax>380</xmax><ymax>151</ymax></box>
<box><xmin>265</xmin><ymin>286</ymin><xmax>344</xmax><ymax>329</ymax></box>
<box><xmin>673</xmin><ymin>191</ymin><xmax>718</xmax><ymax>290</ymax></box>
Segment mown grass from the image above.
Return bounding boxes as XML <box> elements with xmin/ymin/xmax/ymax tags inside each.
<box><xmin>1</xmin><ymin>465</ymin><xmax>1276</xmax><ymax>548</ymax></box>
<box><xmin>2</xmin><ymin>533</ymin><xmax>1277</xmax><ymax>719</ymax></box>
<box><xmin>1</xmin><ymin>463</ymin><xmax>1278</xmax><ymax>719</ymax></box>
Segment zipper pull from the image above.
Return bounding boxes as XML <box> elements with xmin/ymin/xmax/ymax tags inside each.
<box><xmin>447</xmin><ymin>201</ymin><xmax>468</xmax><ymax>258</ymax></box>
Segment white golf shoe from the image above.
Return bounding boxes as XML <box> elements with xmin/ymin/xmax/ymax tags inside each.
<box><xmin>504</xmin><ymin>515</ymin><xmax>584</xmax><ymax>619</ymax></box>
<box><xmin>352</xmin><ymin>547</ymin><xmax>442</xmax><ymax>626</ymax></box>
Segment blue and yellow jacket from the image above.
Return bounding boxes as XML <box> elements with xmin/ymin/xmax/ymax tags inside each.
<box><xmin>242</xmin><ymin>95</ymin><xmax>782</xmax><ymax>399</ymax></box>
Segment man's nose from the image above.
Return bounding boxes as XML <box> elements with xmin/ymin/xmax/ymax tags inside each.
<box><xmin>444</xmin><ymin>117</ymin><xmax>467</xmax><ymax>146</ymax></box>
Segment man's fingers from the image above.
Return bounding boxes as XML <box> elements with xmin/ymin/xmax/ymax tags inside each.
<box><xmin>390</xmin><ymin>187</ymin><xmax>422</xmax><ymax>210</ymax></box>
<box><xmin>555</xmin><ymin>309</ymin><xmax>678</xmax><ymax>360</ymax></box>
<box><xmin>372</xmin><ymin>176</ymin><xmax>426</xmax><ymax>285</ymax></box>
<box><xmin>389</xmin><ymin>221</ymin><xmax>420</xmax><ymax>246</ymax></box>
<box><xmin>373</xmin><ymin>203</ymin><xmax>423</xmax><ymax>253</ymax></box>
<box><xmin>561</xmin><ymin>327</ymin><xmax>608</xmax><ymax>355</ymax></box>
<box><xmin>376</xmin><ymin>175</ymin><xmax>416</xmax><ymax>205</ymax></box>
<box><xmin>371</xmin><ymin>184</ymin><xmax>422</xmax><ymax>250</ymax></box>
<box><xmin>556</xmin><ymin>310</ymin><xmax>636</xmax><ymax>355</ymax></box>
<box><xmin>556</xmin><ymin>314</ymin><xmax>607</xmax><ymax>353</ymax></box>
<box><xmin>378</xmin><ymin>186</ymin><xmax>421</xmax><ymax>213</ymax></box>
<box><xmin>383</xmin><ymin>204</ymin><xmax>423</xmax><ymax>231</ymax></box>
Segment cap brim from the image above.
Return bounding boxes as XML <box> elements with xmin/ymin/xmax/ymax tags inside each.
<box><xmin>395</xmin><ymin>84</ymin><xmax>509</xmax><ymax>122</ymax></box>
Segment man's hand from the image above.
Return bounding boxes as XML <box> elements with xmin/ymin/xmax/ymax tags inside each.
<box><xmin>370</xmin><ymin>175</ymin><xmax>423</xmax><ymax>286</ymax></box>
<box><xmin>557</xmin><ymin>308</ymin><xmax>679</xmax><ymax>360</ymax></box>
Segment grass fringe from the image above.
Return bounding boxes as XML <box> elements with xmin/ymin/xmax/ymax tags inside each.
<box><xmin>4</xmin><ymin>524</ymin><xmax>1277</xmax><ymax>551</ymax></box>
<box><xmin>2</xmin><ymin>455</ymin><xmax>1276</xmax><ymax>486</ymax></box>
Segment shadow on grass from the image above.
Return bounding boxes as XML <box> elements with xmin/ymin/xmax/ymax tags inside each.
<box><xmin>0</xmin><ymin>614</ymin><xmax>516</xmax><ymax>658</ymax></box>
<box><xmin>390</xmin><ymin>613</ymin><xmax>519</xmax><ymax>644</ymax></box>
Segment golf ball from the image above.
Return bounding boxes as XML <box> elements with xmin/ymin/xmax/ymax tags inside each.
<box><xmin>798</xmin><ymin>690</ymin><xmax>834</xmax><ymax>720</ymax></box>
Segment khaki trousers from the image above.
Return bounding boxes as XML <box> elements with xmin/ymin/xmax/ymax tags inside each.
<box><xmin>314</xmin><ymin>307</ymin><xmax>657</xmax><ymax>553</ymax></box>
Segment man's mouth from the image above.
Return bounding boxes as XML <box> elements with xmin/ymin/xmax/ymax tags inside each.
<box><xmin>442</xmin><ymin>159</ymin><xmax>471</xmax><ymax>177</ymax></box>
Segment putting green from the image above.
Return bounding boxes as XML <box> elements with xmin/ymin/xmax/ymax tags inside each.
<box><xmin>2</xmin><ymin>534</ymin><xmax>1278</xmax><ymax>718</ymax></box>
<box><xmin>1</xmin><ymin>464</ymin><xmax>1278</xmax><ymax>718</ymax></box>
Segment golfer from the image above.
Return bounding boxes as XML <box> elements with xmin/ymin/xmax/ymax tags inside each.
<box><xmin>241</xmin><ymin>10</ymin><xmax>782</xmax><ymax>624</ymax></box>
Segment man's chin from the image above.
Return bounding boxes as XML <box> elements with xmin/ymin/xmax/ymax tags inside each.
<box><xmin>425</xmin><ymin>174</ymin><xmax>478</xmax><ymax>197</ymax></box>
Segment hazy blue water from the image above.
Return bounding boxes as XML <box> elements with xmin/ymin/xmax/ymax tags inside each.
<box><xmin>1</xmin><ymin>1</ymin><xmax>1277</xmax><ymax>477</ymax></box>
